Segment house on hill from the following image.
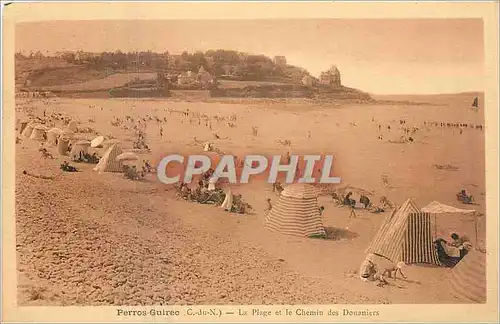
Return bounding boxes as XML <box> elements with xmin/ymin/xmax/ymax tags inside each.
<box><xmin>177</xmin><ymin>71</ymin><xmax>197</xmax><ymax>85</ymax></box>
<box><xmin>319</xmin><ymin>65</ymin><xmax>342</xmax><ymax>89</ymax></box>
<box><xmin>197</xmin><ymin>66</ymin><xmax>214</xmax><ymax>88</ymax></box>
<box><xmin>301</xmin><ymin>75</ymin><xmax>316</xmax><ymax>87</ymax></box>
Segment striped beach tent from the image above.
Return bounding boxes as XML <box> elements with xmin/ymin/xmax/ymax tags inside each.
<box><xmin>93</xmin><ymin>144</ymin><xmax>123</xmax><ymax>173</ymax></box>
<box><xmin>102</xmin><ymin>139</ymin><xmax>121</xmax><ymax>151</ymax></box>
<box><xmin>449</xmin><ymin>249</ymin><xmax>486</xmax><ymax>303</ymax></box>
<box><xmin>264</xmin><ymin>183</ymin><xmax>326</xmax><ymax>238</ymax></box>
<box><xmin>366</xmin><ymin>198</ymin><xmax>440</xmax><ymax>265</ymax></box>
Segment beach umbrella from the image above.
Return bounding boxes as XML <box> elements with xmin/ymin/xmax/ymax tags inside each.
<box><xmin>91</xmin><ymin>135</ymin><xmax>105</xmax><ymax>148</ymax></box>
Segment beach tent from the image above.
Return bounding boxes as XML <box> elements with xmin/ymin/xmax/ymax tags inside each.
<box><xmin>422</xmin><ymin>201</ymin><xmax>475</xmax><ymax>214</ymax></box>
<box><xmin>60</xmin><ymin>129</ymin><xmax>75</xmax><ymax>140</ymax></box>
<box><xmin>57</xmin><ymin>137</ymin><xmax>71</xmax><ymax>156</ymax></box>
<box><xmin>207</xmin><ymin>177</ymin><xmax>217</xmax><ymax>191</ymax></box>
<box><xmin>70</xmin><ymin>140</ymin><xmax>91</xmax><ymax>161</ymax></box>
<box><xmin>19</xmin><ymin>121</ymin><xmax>29</xmax><ymax>135</ymax></box>
<box><xmin>366</xmin><ymin>198</ymin><xmax>440</xmax><ymax>265</ymax></box>
<box><xmin>93</xmin><ymin>144</ymin><xmax>123</xmax><ymax>173</ymax></box>
<box><xmin>220</xmin><ymin>188</ymin><xmax>233</xmax><ymax>211</ymax></box>
<box><xmin>116</xmin><ymin>151</ymin><xmax>141</xmax><ymax>168</ymax></box>
<box><xmin>265</xmin><ymin>183</ymin><xmax>326</xmax><ymax>238</ymax></box>
<box><xmin>422</xmin><ymin>200</ymin><xmax>480</xmax><ymax>246</ymax></box>
<box><xmin>21</xmin><ymin>123</ymin><xmax>35</xmax><ymax>138</ymax></box>
<box><xmin>66</xmin><ymin>120</ymin><xmax>78</xmax><ymax>133</ymax></box>
<box><xmin>448</xmin><ymin>249</ymin><xmax>487</xmax><ymax>303</ymax></box>
<box><xmin>47</xmin><ymin>128</ymin><xmax>63</xmax><ymax>146</ymax></box>
<box><xmin>29</xmin><ymin>125</ymin><xmax>47</xmax><ymax>141</ymax></box>
<box><xmin>116</xmin><ymin>152</ymin><xmax>139</xmax><ymax>162</ymax></box>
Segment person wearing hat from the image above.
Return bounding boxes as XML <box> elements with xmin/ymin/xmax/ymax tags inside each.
<box><xmin>449</xmin><ymin>233</ymin><xmax>463</xmax><ymax>247</ymax></box>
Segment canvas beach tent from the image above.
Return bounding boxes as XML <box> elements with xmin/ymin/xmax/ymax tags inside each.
<box><xmin>29</xmin><ymin>125</ymin><xmax>47</xmax><ymax>141</ymax></box>
<box><xmin>57</xmin><ymin>137</ymin><xmax>71</xmax><ymax>156</ymax></box>
<box><xmin>264</xmin><ymin>183</ymin><xmax>326</xmax><ymax>238</ymax></box>
<box><xmin>116</xmin><ymin>152</ymin><xmax>139</xmax><ymax>162</ymax></box>
<box><xmin>70</xmin><ymin>140</ymin><xmax>91</xmax><ymax>161</ymax></box>
<box><xmin>60</xmin><ymin>129</ymin><xmax>75</xmax><ymax>140</ymax></box>
<box><xmin>422</xmin><ymin>200</ymin><xmax>481</xmax><ymax>247</ymax></box>
<box><xmin>66</xmin><ymin>120</ymin><xmax>78</xmax><ymax>133</ymax></box>
<box><xmin>93</xmin><ymin>144</ymin><xmax>124</xmax><ymax>173</ymax></box>
<box><xmin>366</xmin><ymin>198</ymin><xmax>440</xmax><ymax>265</ymax></box>
<box><xmin>422</xmin><ymin>201</ymin><xmax>475</xmax><ymax>214</ymax></box>
<box><xmin>21</xmin><ymin>122</ymin><xmax>35</xmax><ymax>138</ymax></box>
<box><xmin>19</xmin><ymin>121</ymin><xmax>29</xmax><ymax>135</ymax></box>
<box><xmin>47</xmin><ymin>128</ymin><xmax>63</xmax><ymax>146</ymax></box>
<box><xmin>116</xmin><ymin>151</ymin><xmax>140</xmax><ymax>168</ymax></box>
<box><xmin>471</xmin><ymin>97</ymin><xmax>479</xmax><ymax>111</ymax></box>
<box><xmin>448</xmin><ymin>249</ymin><xmax>486</xmax><ymax>303</ymax></box>
<box><xmin>220</xmin><ymin>188</ymin><xmax>233</xmax><ymax>211</ymax></box>
<box><xmin>207</xmin><ymin>177</ymin><xmax>217</xmax><ymax>191</ymax></box>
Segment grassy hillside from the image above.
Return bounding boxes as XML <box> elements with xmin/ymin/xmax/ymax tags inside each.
<box><xmin>15</xmin><ymin>57</ymin><xmax>121</xmax><ymax>90</ymax></box>
<box><xmin>32</xmin><ymin>72</ymin><xmax>156</xmax><ymax>92</ymax></box>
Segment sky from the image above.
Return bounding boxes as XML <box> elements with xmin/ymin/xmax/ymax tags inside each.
<box><xmin>15</xmin><ymin>19</ymin><xmax>484</xmax><ymax>94</ymax></box>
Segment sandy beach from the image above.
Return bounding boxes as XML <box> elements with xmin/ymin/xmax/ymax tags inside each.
<box><xmin>15</xmin><ymin>94</ymin><xmax>486</xmax><ymax>305</ymax></box>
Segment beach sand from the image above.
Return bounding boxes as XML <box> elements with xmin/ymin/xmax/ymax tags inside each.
<box><xmin>14</xmin><ymin>94</ymin><xmax>486</xmax><ymax>305</ymax></box>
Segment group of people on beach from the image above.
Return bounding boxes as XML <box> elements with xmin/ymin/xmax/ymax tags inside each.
<box><xmin>175</xmin><ymin>168</ymin><xmax>251</xmax><ymax>214</ymax></box>
<box><xmin>434</xmin><ymin>232</ymin><xmax>473</xmax><ymax>267</ymax></box>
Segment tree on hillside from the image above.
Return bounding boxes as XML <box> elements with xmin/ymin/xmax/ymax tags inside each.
<box><xmin>15</xmin><ymin>51</ymin><xmax>27</xmax><ymax>60</ymax></box>
<box><xmin>188</xmin><ymin>51</ymin><xmax>208</xmax><ymax>72</ymax></box>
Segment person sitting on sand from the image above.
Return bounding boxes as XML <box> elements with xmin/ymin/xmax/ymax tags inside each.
<box><xmin>434</xmin><ymin>234</ymin><xmax>472</xmax><ymax>267</ymax></box>
<box><xmin>359</xmin><ymin>195</ymin><xmax>371</xmax><ymax>209</ymax></box>
<box><xmin>449</xmin><ymin>233</ymin><xmax>464</xmax><ymax>248</ymax></box>
<box><xmin>273</xmin><ymin>181</ymin><xmax>284</xmax><ymax>195</ymax></box>
<box><xmin>344</xmin><ymin>192</ymin><xmax>356</xmax><ymax>207</ymax></box>
<box><xmin>370</xmin><ymin>206</ymin><xmax>385</xmax><ymax>214</ymax></box>
<box><xmin>457</xmin><ymin>189</ymin><xmax>474</xmax><ymax>204</ymax></box>
<box><xmin>318</xmin><ymin>206</ymin><xmax>325</xmax><ymax>216</ymax></box>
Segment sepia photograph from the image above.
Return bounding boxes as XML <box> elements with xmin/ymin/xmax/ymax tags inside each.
<box><xmin>2</xmin><ymin>2</ymin><xmax>499</xmax><ymax>323</ymax></box>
